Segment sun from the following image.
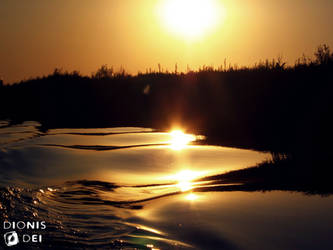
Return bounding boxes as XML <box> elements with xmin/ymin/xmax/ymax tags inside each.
<box><xmin>158</xmin><ymin>0</ymin><xmax>224</xmax><ymax>39</ymax></box>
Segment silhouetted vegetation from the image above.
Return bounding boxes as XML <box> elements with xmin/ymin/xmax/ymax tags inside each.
<box><xmin>1</xmin><ymin>45</ymin><xmax>332</xmax><ymax>178</ymax></box>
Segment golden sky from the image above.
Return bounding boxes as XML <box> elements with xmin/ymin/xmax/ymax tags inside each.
<box><xmin>1</xmin><ymin>0</ymin><xmax>333</xmax><ymax>83</ymax></box>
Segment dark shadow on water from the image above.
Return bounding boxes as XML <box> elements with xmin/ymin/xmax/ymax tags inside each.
<box><xmin>39</xmin><ymin>143</ymin><xmax>167</xmax><ymax>151</ymax></box>
<box><xmin>196</xmin><ymin>158</ymin><xmax>333</xmax><ymax>196</ymax></box>
<box><xmin>62</xmin><ymin>130</ymin><xmax>158</xmax><ymax>136</ymax></box>
<box><xmin>66</xmin><ymin>180</ymin><xmax>118</xmax><ymax>191</ymax></box>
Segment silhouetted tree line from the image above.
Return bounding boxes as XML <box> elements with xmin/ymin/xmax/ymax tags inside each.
<box><xmin>0</xmin><ymin>45</ymin><xmax>332</xmax><ymax>168</ymax></box>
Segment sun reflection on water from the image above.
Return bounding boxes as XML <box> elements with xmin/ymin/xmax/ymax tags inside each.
<box><xmin>173</xmin><ymin>170</ymin><xmax>200</xmax><ymax>191</ymax></box>
<box><xmin>169</xmin><ymin>130</ymin><xmax>196</xmax><ymax>150</ymax></box>
<box><xmin>185</xmin><ymin>193</ymin><xmax>199</xmax><ymax>201</ymax></box>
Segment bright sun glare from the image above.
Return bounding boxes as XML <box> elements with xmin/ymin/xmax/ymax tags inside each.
<box><xmin>169</xmin><ymin>130</ymin><xmax>196</xmax><ymax>150</ymax></box>
<box><xmin>159</xmin><ymin>0</ymin><xmax>224</xmax><ymax>38</ymax></box>
<box><xmin>185</xmin><ymin>193</ymin><xmax>199</xmax><ymax>201</ymax></box>
<box><xmin>174</xmin><ymin>170</ymin><xmax>201</xmax><ymax>192</ymax></box>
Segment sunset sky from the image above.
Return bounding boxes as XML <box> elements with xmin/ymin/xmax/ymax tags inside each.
<box><xmin>1</xmin><ymin>0</ymin><xmax>333</xmax><ymax>83</ymax></box>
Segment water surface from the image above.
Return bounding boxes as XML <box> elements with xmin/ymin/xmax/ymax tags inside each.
<box><xmin>0</xmin><ymin>121</ymin><xmax>332</xmax><ymax>249</ymax></box>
